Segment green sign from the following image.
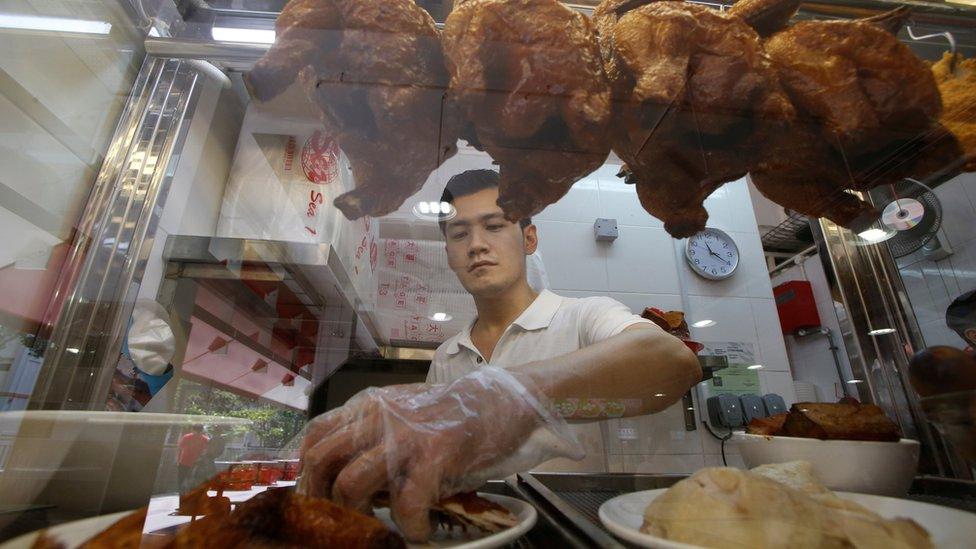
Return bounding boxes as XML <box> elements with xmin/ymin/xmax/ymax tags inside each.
<box><xmin>703</xmin><ymin>342</ymin><xmax>761</xmax><ymax>396</ymax></box>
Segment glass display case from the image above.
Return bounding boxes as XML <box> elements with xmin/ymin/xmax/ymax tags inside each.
<box><xmin>1</xmin><ymin>0</ymin><xmax>975</xmax><ymax>546</ymax></box>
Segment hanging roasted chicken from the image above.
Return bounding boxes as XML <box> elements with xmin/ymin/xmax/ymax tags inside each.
<box><xmin>594</xmin><ymin>0</ymin><xmax>795</xmax><ymax>237</ymax></box>
<box><xmin>933</xmin><ymin>52</ymin><xmax>976</xmax><ymax>171</ymax></box>
<box><xmin>441</xmin><ymin>0</ymin><xmax>612</xmax><ymax>221</ymax></box>
<box><xmin>732</xmin><ymin>2</ymin><xmax>963</xmax><ymax>228</ymax></box>
<box><xmin>245</xmin><ymin>0</ymin><xmax>458</xmax><ymax>219</ymax></box>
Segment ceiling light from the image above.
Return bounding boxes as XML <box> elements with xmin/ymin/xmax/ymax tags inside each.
<box><xmin>412</xmin><ymin>200</ymin><xmax>456</xmax><ymax>222</ymax></box>
<box><xmin>691</xmin><ymin>319</ymin><xmax>715</xmax><ymax>328</ymax></box>
<box><xmin>747</xmin><ymin>364</ymin><xmax>763</xmax><ymax>370</ymax></box>
<box><xmin>847</xmin><ymin>379</ymin><xmax>864</xmax><ymax>384</ymax></box>
<box><xmin>66</xmin><ymin>347</ymin><xmax>80</xmax><ymax>354</ymax></box>
<box><xmin>654</xmin><ymin>393</ymin><xmax>666</xmax><ymax>397</ymax></box>
<box><xmin>429</xmin><ymin>312</ymin><xmax>452</xmax><ymax>322</ymax></box>
<box><xmin>0</xmin><ymin>14</ymin><xmax>112</xmax><ymax>34</ymax></box>
<box><xmin>857</xmin><ymin>227</ymin><xmax>895</xmax><ymax>244</ymax></box>
<box><xmin>211</xmin><ymin>26</ymin><xmax>275</xmax><ymax>44</ymax></box>
<box><xmin>868</xmin><ymin>328</ymin><xmax>896</xmax><ymax>336</ymax></box>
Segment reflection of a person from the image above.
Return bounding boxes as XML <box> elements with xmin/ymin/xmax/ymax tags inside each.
<box><xmin>177</xmin><ymin>424</ymin><xmax>209</xmax><ymax>493</ymax></box>
<box><xmin>301</xmin><ymin>170</ymin><xmax>702</xmax><ymax>540</ymax></box>
<box><xmin>193</xmin><ymin>426</ymin><xmax>227</xmax><ymax>484</ymax></box>
<box><xmin>946</xmin><ymin>289</ymin><xmax>976</xmax><ymax>352</ymax></box>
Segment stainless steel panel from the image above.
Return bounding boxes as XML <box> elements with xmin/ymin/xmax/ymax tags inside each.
<box><xmin>30</xmin><ymin>57</ymin><xmax>200</xmax><ymax>410</ymax></box>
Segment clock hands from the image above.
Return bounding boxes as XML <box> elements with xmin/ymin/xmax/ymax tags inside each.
<box><xmin>704</xmin><ymin>242</ymin><xmax>731</xmax><ymax>266</ymax></box>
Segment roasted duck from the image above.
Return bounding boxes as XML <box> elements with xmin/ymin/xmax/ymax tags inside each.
<box><xmin>31</xmin><ymin>487</ymin><xmax>518</xmax><ymax>548</ymax></box>
<box><xmin>593</xmin><ymin>0</ymin><xmax>794</xmax><ymax>237</ymax></box>
<box><xmin>727</xmin><ymin>0</ymin><xmax>800</xmax><ymax>37</ymax></box>
<box><xmin>745</xmin><ymin>7</ymin><xmax>962</xmax><ymax>228</ymax></box>
<box><xmin>933</xmin><ymin>52</ymin><xmax>976</xmax><ymax>171</ymax></box>
<box><xmin>746</xmin><ymin>402</ymin><xmax>902</xmax><ymax>442</ymax></box>
<box><xmin>441</xmin><ymin>0</ymin><xmax>612</xmax><ymax>221</ymax></box>
<box><xmin>245</xmin><ymin>0</ymin><xmax>458</xmax><ymax>219</ymax></box>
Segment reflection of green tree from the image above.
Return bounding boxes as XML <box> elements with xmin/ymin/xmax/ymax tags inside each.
<box><xmin>176</xmin><ymin>380</ymin><xmax>305</xmax><ymax>449</ymax></box>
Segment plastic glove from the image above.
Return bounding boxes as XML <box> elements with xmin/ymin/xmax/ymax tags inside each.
<box><xmin>298</xmin><ymin>366</ymin><xmax>582</xmax><ymax>541</ymax></box>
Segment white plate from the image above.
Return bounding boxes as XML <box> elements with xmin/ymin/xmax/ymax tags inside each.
<box><xmin>1</xmin><ymin>512</ymin><xmax>132</xmax><ymax>549</ymax></box>
<box><xmin>1</xmin><ymin>493</ymin><xmax>535</xmax><ymax>549</ymax></box>
<box><xmin>376</xmin><ymin>493</ymin><xmax>536</xmax><ymax>549</ymax></box>
<box><xmin>599</xmin><ymin>488</ymin><xmax>976</xmax><ymax>549</ymax></box>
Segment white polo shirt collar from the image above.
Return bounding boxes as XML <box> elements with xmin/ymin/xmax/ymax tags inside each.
<box><xmin>445</xmin><ymin>290</ymin><xmax>564</xmax><ymax>356</ymax></box>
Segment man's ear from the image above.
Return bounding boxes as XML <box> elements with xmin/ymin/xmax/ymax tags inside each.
<box><xmin>523</xmin><ymin>223</ymin><xmax>538</xmax><ymax>255</ymax></box>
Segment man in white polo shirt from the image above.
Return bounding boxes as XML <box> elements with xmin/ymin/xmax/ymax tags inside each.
<box><xmin>302</xmin><ymin>170</ymin><xmax>700</xmax><ymax>541</ymax></box>
<box><xmin>427</xmin><ymin>169</ymin><xmax>700</xmax><ymax>471</ymax></box>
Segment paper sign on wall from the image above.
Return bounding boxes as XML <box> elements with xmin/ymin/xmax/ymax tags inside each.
<box><xmin>703</xmin><ymin>341</ymin><xmax>761</xmax><ymax>395</ymax></box>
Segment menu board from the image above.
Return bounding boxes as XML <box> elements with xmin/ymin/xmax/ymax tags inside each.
<box><xmin>702</xmin><ymin>341</ymin><xmax>761</xmax><ymax>395</ymax></box>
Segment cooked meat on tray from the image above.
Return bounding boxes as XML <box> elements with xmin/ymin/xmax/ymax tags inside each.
<box><xmin>441</xmin><ymin>0</ymin><xmax>612</xmax><ymax>222</ymax></box>
<box><xmin>642</xmin><ymin>464</ymin><xmax>933</xmax><ymax>548</ymax></box>
<box><xmin>746</xmin><ymin>402</ymin><xmax>902</xmax><ymax>442</ymax></box>
<box><xmin>593</xmin><ymin>0</ymin><xmax>794</xmax><ymax>237</ymax></box>
<box><xmin>31</xmin><ymin>487</ymin><xmax>518</xmax><ymax>548</ymax></box>
<box><xmin>245</xmin><ymin>0</ymin><xmax>458</xmax><ymax>219</ymax></box>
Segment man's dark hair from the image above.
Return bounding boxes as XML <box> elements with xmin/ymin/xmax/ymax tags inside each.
<box><xmin>946</xmin><ymin>289</ymin><xmax>976</xmax><ymax>342</ymax></box>
<box><xmin>439</xmin><ymin>169</ymin><xmax>531</xmax><ymax>234</ymax></box>
<box><xmin>191</xmin><ymin>423</ymin><xmax>204</xmax><ymax>433</ymax></box>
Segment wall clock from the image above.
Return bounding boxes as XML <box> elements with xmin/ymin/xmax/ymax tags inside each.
<box><xmin>686</xmin><ymin>228</ymin><xmax>740</xmax><ymax>280</ymax></box>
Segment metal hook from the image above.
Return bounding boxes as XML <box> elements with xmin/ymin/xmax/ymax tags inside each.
<box><xmin>906</xmin><ymin>26</ymin><xmax>958</xmax><ymax>72</ymax></box>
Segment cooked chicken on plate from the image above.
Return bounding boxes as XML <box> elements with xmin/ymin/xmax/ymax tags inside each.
<box><xmin>643</xmin><ymin>463</ymin><xmax>933</xmax><ymax>548</ymax></box>
<box><xmin>442</xmin><ymin>0</ymin><xmax>612</xmax><ymax>222</ymax></box>
<box><xmin>246</xmin><ymin>0</ymin><xmax>458</xmax><ymax>219</ymax></box>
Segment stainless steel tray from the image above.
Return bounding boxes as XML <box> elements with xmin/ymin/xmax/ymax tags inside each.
<box><xmin>515</xmin><ymin>473</ymin><xmax>687</xmax><ymax>548</ymax></box>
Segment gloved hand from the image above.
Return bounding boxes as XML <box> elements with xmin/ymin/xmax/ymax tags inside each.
<box><xmin>298</xmin><ymin>367</ymin><xmax>582</xmax><ymax>541</ymax></box>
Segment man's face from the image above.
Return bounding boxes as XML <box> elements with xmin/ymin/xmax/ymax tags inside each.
<box><xmin>443</xmin><ymin>187</ymin><xmax>537</xmax><ymax>297</ymax></box>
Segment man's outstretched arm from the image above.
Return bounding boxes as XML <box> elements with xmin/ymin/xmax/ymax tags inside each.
<box><xmin>510</xmin><ymin>324</ymin><xmax>702</xmax><ymax>418</ymax></box>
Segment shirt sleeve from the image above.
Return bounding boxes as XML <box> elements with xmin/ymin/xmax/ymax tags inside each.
<box><xmin>578</xmin><ymin>297</ymin><xmax>659</xmax><ymax>347</ymax></box>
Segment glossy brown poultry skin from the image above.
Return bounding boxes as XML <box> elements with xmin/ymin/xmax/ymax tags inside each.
<box><xmin>245</xmin><ymin>0</ymin><xmax>457</xmax><ymax>219</ymax></box>
<box><xmin>176</xmin><ymin>488</ymin><xmax>406</xmax><ymax>549</ymax></box>
<box><xmin>442</xmin><ymin>0</ymin><xmax>612</xmax><ymax>221</ymax></box>
<box><xmin>594</xmin><ymin>0</ymin><xmax>794</xmax><ymax>237</ymax></box>
<box><xmin>747</xmin><ymin>9</ymin><xmax>962</xmax><ymax>227</ymax></box>
<box><xmin>933</xmin><ymin>52</ymin><xmax>976</xmax><ymax>171</ymax></box>
<box><xmin>764</xmin><ymin>18</ymin><xmax>942</xmax><ymax>157</ymax></box>
<box><xmin>727</xmin><ymin>0</ymin><xmax>800</xmax><ymax>37</ymax></box>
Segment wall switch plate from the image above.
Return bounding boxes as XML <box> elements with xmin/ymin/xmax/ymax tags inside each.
<box><xmin>594</xmin><ymin>218</ymin><xmax>619</xmax><ymax>242</ymax></box>
<box><xmin>739</xmin><ymin>394</ymin><xmax>767</xmax><ymax>423</ymax></box>
<box><xmin>706</xmin><ymin>394</ymin><xmax>743</xmax><ymax>428</ymax></box>
<box><xmin>762</xmin><ymin>393</ymin><xmax>787</xmax><ymax>416</ymax></box>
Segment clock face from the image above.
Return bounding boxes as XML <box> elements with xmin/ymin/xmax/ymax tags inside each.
<box><xmin>686</xmin><ymin>228</ymin><xmax>740</xmax><ymax>280</ymax></box>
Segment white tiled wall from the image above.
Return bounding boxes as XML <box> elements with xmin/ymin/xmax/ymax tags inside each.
<box><xmin>772</xmin><ymin>260</ymin><xmax>858</xmax><ymax>402</ymax></box>
<box><xmin>897</xmin><ymin>173</ymin><xmax>976</xmax><ymax>349</ymax></box>
<box><xmin>532</xmin><ymin>165</ymin><xmax>793</xmax><ymax>473</ymax></box>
